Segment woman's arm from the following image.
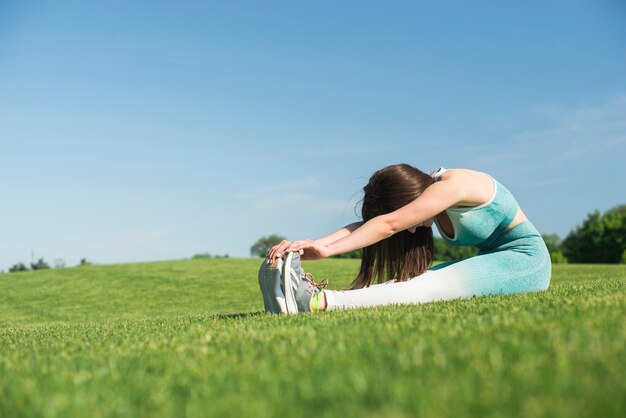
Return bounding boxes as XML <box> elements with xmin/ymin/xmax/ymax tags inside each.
<box><xmin>266</xmin><ymin>222</ymin><xmax>363</xmax><ymax>262</ymax></box>
<box><xmin>288</xmin><ymin>177</ymin><xmax>467</xmax><ymax>259</ymax></box>
<box><xmin>314</xmin><ymin>222</ymin><xmax>363</xmax><ymax>246</ymax></box>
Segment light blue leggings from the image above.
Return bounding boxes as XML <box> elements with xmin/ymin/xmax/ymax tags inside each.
<box><xmin>324</xmin><ymin>222</ymin><xmax>552</xmax><ymax>310</ymax></box>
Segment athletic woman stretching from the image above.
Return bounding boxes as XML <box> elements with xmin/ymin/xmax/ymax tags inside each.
<box><xmin>258</xmin><ymin>164</ymin><xmax>551</xmax><ymax>313</ymax></box>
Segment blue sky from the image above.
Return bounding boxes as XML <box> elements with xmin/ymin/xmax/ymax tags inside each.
<box><xmin>1</xmin><ymin>0</ymin><xmax>625</xmax><ymax>268</ymax></box>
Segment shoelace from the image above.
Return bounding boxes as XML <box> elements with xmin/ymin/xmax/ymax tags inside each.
<box><xmin>304</xmin><ymin>273</ymin><xmax>328</xmax><ymax>290</ymax></box>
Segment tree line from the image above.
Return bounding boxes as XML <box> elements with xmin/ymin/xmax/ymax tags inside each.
<box><xmin>3</xmin><ymin>205</ymin><xmax>622</xmax><ymax>274</ymax></box>
<box><xmin>2</xmin><ymin>253</ymin><xmax>231</xmax><ymax>274</ymax></box>
<box><xmin>250</xmin><ymin>205</ymin><xmax>626</xmax><ymax>264</ymax></box>
<box><xmin>3</xmin><ymin>258</ymin><xmax>92</xmax><ymax>273</ymax></box>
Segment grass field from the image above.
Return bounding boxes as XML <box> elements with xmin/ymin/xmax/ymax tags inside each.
<box><xmin>1</xmin><ymin>259</ymin><xmax>625</xmax><ymax>418</ymax></box>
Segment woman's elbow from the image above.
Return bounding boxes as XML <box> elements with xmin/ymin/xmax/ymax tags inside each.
<box><xmin>382</xmin><ymin>216</ymin><xmax>403</xmax><ymax>237</ymax></box>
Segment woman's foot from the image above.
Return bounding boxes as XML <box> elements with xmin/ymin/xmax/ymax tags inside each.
<box><xmin>283</xmin><ymin>252</ymin><xmax>328</xmax><ymax>313</ymax></box>
<box><xmin>295</xmin><ymin>273</ymin><xmax>328</xmax><ymax>312</ymax></box>
<box><xmin>309</xmin><ymin>287</ymin><xmax>327</xmax><ymax>312</ymax></box>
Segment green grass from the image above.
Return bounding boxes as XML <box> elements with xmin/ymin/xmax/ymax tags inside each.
<box><xmin>1</xmin><ymin>259</ymin><xmax>625</xmax><ymax>417</ymax></box>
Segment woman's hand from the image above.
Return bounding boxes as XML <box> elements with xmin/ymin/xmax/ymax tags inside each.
<box><xmin>287</xmin><ymin>240</ymin><xmax>333</xmax><ymax>261</ymax></box>
<box><xmin>267</xmin><ymin>240</ymin><xmax>293</xmax><ymax>263</ymax></box>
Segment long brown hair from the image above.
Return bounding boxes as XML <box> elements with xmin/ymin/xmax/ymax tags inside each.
<box><xmin>349</xmin><ymin>163</ymin><xmax>434</xmax><ymax>289</ymax></box>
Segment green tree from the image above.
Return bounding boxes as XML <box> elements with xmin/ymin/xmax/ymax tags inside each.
<box><xmin>79</xmin><ymin>258</ymin><xmax>92</xmax><ymax>266</ymax></box>
<box><xmin>601</xmin><ymin>205</ymin><xmax>626</xmax><ymax>262</ymax></box>
<box><xmin>31</xmin><ymin>258</ymin><xmax>51</xmax><ymax>270</ymax></box>
<box><xmin>250</xmin><ymin>234</ymin><xmax>287</xmax><ymax>258</ymax></box>
<box><xmin>9</xmin><ymin>263</ymin><xmax>29</xmax><ymax>273</ymax></box>
<box><xmin>562</xmin><ymin>210</ymin><xmax>603</xmax><ymax>263</ymax></box>
<box><xmin>562</xmin><ymin>205</ymin><xmax>626</xmax><ymax>263</ymax></box>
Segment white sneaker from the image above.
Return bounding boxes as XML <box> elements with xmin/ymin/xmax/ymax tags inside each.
<box><xmin>283</xmin><ymin>252</ymin><xmax>327</xmax><ymax>313</ymax></box>
<box><xmin>257</xmin><ymin>257</ymin><xmax>286</xmax><ymax>314</ymax></box>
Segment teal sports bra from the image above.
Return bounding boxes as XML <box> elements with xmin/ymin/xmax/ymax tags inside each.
<box><xmin>432</xmin><ymin>168</ymin><xmax>520</xmax><ymax>249</ymax></box>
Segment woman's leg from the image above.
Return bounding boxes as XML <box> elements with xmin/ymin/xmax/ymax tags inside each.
<box><xmin>324</xmin><ymin>238</ymin><xmax>551</xmax><ymax>310</ymax></box>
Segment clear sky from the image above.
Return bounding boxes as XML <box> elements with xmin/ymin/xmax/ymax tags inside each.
<box><xmin>1</xmin><ymin>0</ymin><xmax>625</xmax><ymax>268</ymax></box>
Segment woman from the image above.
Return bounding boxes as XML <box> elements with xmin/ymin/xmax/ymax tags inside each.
<box><xmin>261</xmin><ymin>164</ymin><xmax>551</xmax><ymax>313</ymax></box>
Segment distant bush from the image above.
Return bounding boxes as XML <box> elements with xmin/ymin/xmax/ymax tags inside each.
<box><xmin>192</xmin><ymin>253</ymin><xmax>212</xmax><ymax>259</ymax></box>
<box><xmin>331</xmin><ymin>249</ymin><xmax>362</xmax><ymax>259</ymax></box>
<box><xmin>542</xmin><ymin>234</ymin><xmax>561</xmax><ymax>253</ymax></box>
<box><xmin>192</xmin><ymin>253</ymin><xmax>230</xmax><ymax>259</ymax></box>
<box><xmin>550</xmin><ymin>251</ymin><xmax>568</xmax><ymax>264</ymax></box>
<box><xmin>79</xmin><ymin>258</ymin><xmax>92</xmax><ymax>266</ymax></box>
<box><xmin>31</xmin><ymin>258</ymin><xmax>51</xmax><ymax>270</ymax></box>
<box><xmin>54</xmin><ymin>259</ymin><xmax>66</xmax><ymax>269</ymax></box>
<box><xmin>9</xmin><ymin>263</ymin><xmax>29</xmax><ymax>273</ymax></box>
<box><xmin>542</xmin><ymin>234</ymin><xmax>568</xmax><ymax>264</ymax></box>
<box><xmin>434</xmin><ymin>238</ymin><xmax>478</xmax><ymax>261</ymax></box>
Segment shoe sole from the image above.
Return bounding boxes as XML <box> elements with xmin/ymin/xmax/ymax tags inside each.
<box><xmin>282</xmin><ymin>252</ymin><xmax>298</xmax><ymax>314</ymax></box>
<box><xmin>258</xmin><ymin>258</ymin><xmax>287</xmax><ymax>314</ymax></box>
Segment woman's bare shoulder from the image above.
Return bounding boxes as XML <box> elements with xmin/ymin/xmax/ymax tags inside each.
<box><xmin>434</xmin><ymin>168</ymin><xmax>495</xmax><ymax>206</ymax></box>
